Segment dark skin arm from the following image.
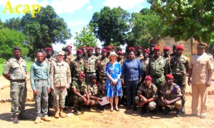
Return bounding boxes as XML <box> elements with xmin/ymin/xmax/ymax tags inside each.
<box><xmin>161</xmin><ymin>96</ymin><xmax>181</xmax><ymax>105</ymax></box>
<box><xmin>188</xmin><ymin>69</ymin><xmax>192</xmax><ymax>85</ymax></box>
<box><xmin>138</xmin><ymin>93</ymin><xmax>157</xmax><ymax>107</ymax></box>
<box><xmin>89</xmin><ymin>95</ymin><xmax>102</xmax><ymax>101</ymax></box>
<box><xmin>72</xmin><ymin>88</ymin><xmax>87</xmax><ymax>101</ymax></box>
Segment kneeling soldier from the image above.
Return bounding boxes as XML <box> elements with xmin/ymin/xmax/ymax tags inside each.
<box><xmin>135</xmin><ymin>76</ymin><xmax>158</xmax><ymax>114</ymax></box>
<box><xmin>159</xmin><ymin>74</ymin><xmax>182</xmax><ymax>117</ymax></box>
<box><xmin>72</xmin><ymin>72</ymin><xmax>90</xmax><ymax>115</ymax></box>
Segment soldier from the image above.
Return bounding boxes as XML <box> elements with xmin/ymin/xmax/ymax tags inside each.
<box><xmin>95</xmin><ymin>46</ymin><xmax>101</xmax><ymax>60</ymax></box>
<box><xmin>50</xmin><ymin>51</ymin><xmax>71</xmax><ymax>118</ymax></box>
<box><xmin>82</xmin><ymin>46</ymin><xmax>88</xmax><ymax>59</ymax></box>
<box><xmin>170</xmin><ymin>45</ymin><xmax>189</xmax><ymax>114</ymax></box>
<box><xmin>3</xmin><ymin>46</ymin><xmax>29</xmax><ymax>124</ymax></box>
<box><xmin>159</xmin><ymin>74</ymin><xmax>182</xmax><ymax>117</ymax></box>
<box><xmin>66</xmin><ymin>45</ymin><xmax>73</xmax><ymax>65</ymax></box>
<box><xmin>136</xmin><ymin>46</ymin><xmax>144</xmax><ymax>61</ymax></box>
<box><xmin>170</xmin><ymin>44</ymin><xmax>177</xmax><ymax>58</ymax></box>
<box><xmin>30</xmin><ymin>52</ymin><xmax>51</xmax><ymax>124</ymax></box>
<box><xmin>188</xmin><ymin>42</ymin><xmax>213</xmax><ymax>119</ymax></box>
<box><xmin>106</xmin><ymin>46</ymin><xmax>112</xmax><ymax>57</ymax></box>
<box><xmin>62</xmin><ymin>47</ymin><xmax>69</xmax><ymax>63</ymax></box>
<box><xmin>84</xmin><ymin>46</ymin><xmax>97</xmax><ymax>84</ymax></box>
<box><xmin>72</xmin><ymin>72</ymin><xmax>90</xmax><ymax>115</ymax></box>
<box><xmin>135</xmin><ymin>76</ymin><xmax>158</xmax><ymax>114</ymax></box>
<box><xmin>149</xmin><ymin>44</ymin><xmax>155</xmax><ymax>58</ymax></box>
<box><xmin>163</xmin><ymin>46</ymin><xmax>171</xmax><ymax>74</ymax></box>
<box><xmin>117</xmin><ymin>50</ymin><xmax>124</xmax><ymax>67</ymax></box>
<box><xmin>141</xmin><ymin>49</ymin><xmax>150</xmax><ymax>75</ymax></box>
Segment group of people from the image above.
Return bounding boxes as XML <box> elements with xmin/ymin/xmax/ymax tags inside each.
<box><xmin>3</xmin><ymin>41</ymin><xmax>213</xmax><ymax>124</ymax></box>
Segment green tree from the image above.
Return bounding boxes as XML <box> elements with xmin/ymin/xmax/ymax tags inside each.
<box><xmin>90</xmin><ymin>6</ymin><xmax>130</xmax><ymax>46</ymax></box>
<box><xmin>74</xmin><ymin>25</ymin><xmax>97</xmax><ymax>49</ymax></box>
<box><xmin>0</xmin><ymin>28</ymin><xmax>28</xmax><ymax>59</ymax></box>
<box><xmin>148</xmin><ymin>0</ymin><xmax>214</xmax><ymax>43</ymax></box>
<box><xmin>0</xmin><ymin>19</ymin><xmax>4</xmax><ymax>29</ymax></box>
<box><xmin>4</xmin><ymin>17</ymin><xmax>21</xmax><ymax>30</ymax></box>
<box><xmin>21</xmin><ymin>5</ymin><xmax>72</xmax><ymax>58</ymax></box>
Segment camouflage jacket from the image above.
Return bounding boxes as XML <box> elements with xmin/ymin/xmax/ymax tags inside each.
<box><xmin>72</xmin><ymin>80</ymin><xmax>87</xmax><ymax>96</ymax></box>
<box><xmin>141</xmin><ymin>58</ymin><xmax>149</xmax><ymax>73</ymax></box>
<box><xmin>170</xmin><ymin>54</ymin><xmax>189</xmax><ymax>75</ymax></box>
<box><xmin>96</xmin><ymin>57</ymin><xmax>109</xmax><ymax>78</ymax></box>
<box><xmin>137</xmin><ymin>83</ymin><xmax>158</xmax><ymax>99</ymax></box>
<box><xmin>148</xmin><ymin>56</ymin><xmax>166</xmax><ymax>78</ymax></box>
<box><xmin>84</xmin><ymin>55</ymin><xmax>97</xmax><ymax>73</ymax></box>
<box><xmin>66</xmin><ymin>54</ymin><xmax>73</xmax><ymax>65</ymax></box>
<box><xmin>159</xmin><ymin>82</ymin><xmax>182</xmax><ymax>100</ymax></box>
<box><xmin>87</xmin><ymin>83</ymin><xmax>99</xmax><ymax>96</ymax></box>
<box><xmin>70</xmin><ymin>58</ymin><xmax>85</xmax><ymax>78</ymax></box>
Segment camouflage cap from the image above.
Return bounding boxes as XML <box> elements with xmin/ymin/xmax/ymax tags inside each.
<box><xmin>57</xmin><ymin>51</ymin><xmax>65</xmax><ymax>56</ymax></box>
<box><xmin>197</xmin><ymin>42</ymin><xmax>208</xmax><ymax>48</ymax></box>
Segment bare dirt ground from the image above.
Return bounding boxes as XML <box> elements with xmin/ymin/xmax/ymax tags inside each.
<box><xmin>0</xmin><ymin>75</ymin><xmax>214</xmax><ymax>128</ymax></box>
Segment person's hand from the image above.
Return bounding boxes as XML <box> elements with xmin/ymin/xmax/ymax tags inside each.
<box><xmin>166</xmin><ymin>90</ymin><xmax>171</xmax><ymax>94</ymax></box>
<box><xmin>121</xmin><ymin>79</ymin><xmax>125</xmax><ymax>85</ymax></box>
<box><xmin>51</xmin><ymin>86</ymin><xmax>54</xmax><ymax>90</ymax></box>
<box><xmin>188</xmin><ymin>78</ymin><xmax>192</xmax><ymax>86</ymax></box>
<box><xmin>142</xmin><ymin>97</ymin><xmax>148</xmax><ymax>103</ymax></box>
<box><xmin>112</xmin><ymin>80</ymin><xmax>117</xmax><ymax>85</ymax></box>
<box><xmin>164</xmin><ymin>99</ymin><xmax>170</xmax><ymax>105</ymax></box>
<box><xmin>206</xmin><ymin>81</ymin><xmax>211</xmax><ymax>87</ymax></box>
<box><xmin>33</xmin><ymin>90</ymin><xmax>38</xmax><ymax>96</ymax></box>
<box><xmin>106</xmin><ymin>97</ymin><xmax>109</xmax><ymax>101</ymax></box>
<box><xmin>48</xmin><ymin>88</ymin><xmax>51</xmax><ymax>93</ymax></box>
<box><xmin>97</xmin><ymin>98</ymin><xmax>102</xmax><ymax>102</ymax></box>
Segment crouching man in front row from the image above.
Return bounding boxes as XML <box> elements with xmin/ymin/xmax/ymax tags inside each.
<box><xmin>135</xmin><ymin>76</ymin><xmax>158</xmax><ymax>114</ymax></box>
<box><xmin>159</xmin><ymin>74</ymin><xmax>182</xmax><ymax>117</ymax></box>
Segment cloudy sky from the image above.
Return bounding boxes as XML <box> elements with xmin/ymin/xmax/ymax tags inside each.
<box><xmin>0</xmin><ymin>0</ymin><xmax>150</xmax><ymax>52</ymax></box>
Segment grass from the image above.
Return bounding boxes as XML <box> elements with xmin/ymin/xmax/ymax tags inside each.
<box><xmin>0</xmin><ymin>61</ymin><xmax>33</xmax><ymax>75</ymax></box>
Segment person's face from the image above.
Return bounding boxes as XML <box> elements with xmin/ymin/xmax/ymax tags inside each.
<box><xmin>67</xmin><ymin>47</ymin><xmax>72</xmax><ymax>53</ymax></box>
<box><xmin>102</xmin><ymin>52</ymin><xmax>107</xmax><ymax>57</ymax></box>
<box><xmin>65</xmin><ymin>51</ymin><xmax>69</xmax><ymax>56</ymax></box>
<box><xmin>197</xmin><ymin>47</ymin><xmax>205</xmax><ymax>55</ymax></box>
<box><xmin>47</xmin><ymin>50</ymin><xmax>52</xmax><ymax>56</ymax></box>
<box><xmin>78</xmin><ymin>77</ymin><xmax>84</xmax><ymax>83</ymax></box>
<box><xmin>37</xmin><ymin>52</ymin><xmax>44</xmax><ymax>63</ymax></box>
<box><xmin>95</xmin><ymin>49</ymin><xmax>100</xmax><ymax>54</ymax></box>
<box><xmin>166</xmin><ymin>78</ymin><xmax>173</xmax><ymax>85</ymax></box>
<box><xmin>145</xmin><ymin>80</ymin><xmax>151</xmax><ymax>86</ymax></box>
<box><xmin>129</xmin><ymin>51</ymin><xmax>135</xmax><ymax>60</ymax></box>
<box><xmin>137</xmin><ymin>49</ymin><xmax>142</xmax><ymax>54</ymax></box>
<box><xmin>164</xmin><ymin>50</ymin><xmax>169</xmax><ymax>55</ymax></box>
<box><xmin>154</xmin><ymin>50</ymin><xmax>160</xmax><ymax>57</ymax></box>
<box><xmin>43</xmin><ymin>51</ymin><xmax>47</xmax><ymax>58</ymax></box>
<box><xmin>118</xmin><ymin>54</ymin><xmax>122</xmax><ymax>59</ymax></box>
<box><xmin>144</xmin><ymin>52</ymin><xmax>149</xmax><ymax>58</ymax></box>
<box><xmin>173</xmin><ymin>47</ymin><xmax>176</xmax><ymax>53</ymax></box>
<box><xmin>88</xmin><ymin>50</ymin><xmax>93</xmax><ymax>56</ymax></box>
<box><xmin>82</xmin><ymin>48</ymin><xmax>87</xmax><ymax>54</ymax></box>
<box><xmin>91</xmin><ymin>78</ymin><xmax>97</xmax><ymax>84</ymax></box>
<box><xmin>77</xmin><ymin>53</ymin><xmax>83</xmax><ymax>59</ymax></box>
<box><xmin>13</xmin><ymin>50</ymin><xmax>21</xmax><ymax>59</ymax></box>
<box><xmin>150</xmin><ymin>46</ymin><xmax>154</xmax><ymax>52</ymax></box>
<box><xmin>176</xmin><ymin>49</ymin><xmax>182</xmax><ymax>55</ymax></box>
<box><xmin>110</xmin><ymin>56</ymin><xmax>117</xmax><ymax>61</ymax></box>
<box><xmin>57</xmin><ymin>55</ymin><xmax>64</xmax><ymax>61</ymax></box>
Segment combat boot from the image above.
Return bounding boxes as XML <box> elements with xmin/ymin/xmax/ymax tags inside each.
<box><xmin>73</xmin><ymin>108</ymin><xmax>78</xmax><ymax>115</ymax></box>
<box><xmin>176</xmin><ymin>109</ymin><xmax>181</xmax><ymax>117</ymax></box>
<box><xmin>181</xmin><ymin>101</ymin><xmax>185</xmax><ymax>114</ymax></box>
<box><xmin>54</xmin><ymin>108</ymin><xmax>60</xmax><ymax>118</ymax></box>
<box><xmin>59</xmin><ymin>107</ymin><xmax>66</xmax><ymax>118</ymax></box>
<box><xmin>34</xmin><ymin>117</ymin><xmax>41</xmax><ymax>124</ymax></box>
<box><xmin>13</xmin><ymin>113</ymin><xmax>19</xmax><ymax>124</ymax></box>
<box><xmin>41</xmin><ymin>115</ymin><xmax>51</xmax><ymax>122</ymax></box>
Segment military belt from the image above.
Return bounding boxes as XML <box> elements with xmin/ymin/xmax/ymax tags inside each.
<box><xmin>11</xmin><ymin>79</ymin><xmax>26</xmax><ymax>83</ymax></box>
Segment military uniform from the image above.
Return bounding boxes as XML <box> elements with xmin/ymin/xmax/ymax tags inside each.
<box><xmin>84</xmin><ymin>55</ymin><xmax>97</xmax><ymax>84</ymax></box>
<box><xmin>70</xmin><ymin>58</ymin><xmax>85</xmax><ymax>79</ymax></box>
<box><xmin>87</xmin><ymin>83</ymin><xmax>102</xmax><ymax>106</ymax></box>
<box><xmin>66</xmin><ymin>54</ymin><xmax>73</xmax><ymax>65</ymax></box>
<box><xmin>45</xmin><ymin>56</ymin><xmax>56</xmax><ymax>68</ymax></box>
<box><xmin>141</xmin><ymin>58</ymin><xmax>150</xmax><ymax>74</ymax></box>
<box><xmin>3</xmin><ymin>57</ymin><xmax>27</xmax><ymax>117</ymax></box>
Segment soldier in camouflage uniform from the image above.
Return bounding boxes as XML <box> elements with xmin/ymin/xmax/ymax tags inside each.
<box><xmin>135</xmin><ymin>76</ymin><xmax>158</xmax><ymax>114</ymax></box>
<box><xmin>170</xmin><ymin>44</ymin><xmax>177</xmax><ymax>58</ymax></box>
<box><xmin>95</xmin><ymin>46</ymin><xmax>101</xmax><ymax>82</ymax></box>
<box><xmin>159</xmin><ymin>74</ymin><xmax>182</xmax><ymax>117</ymax></box>
<box><xmin>62</xmin><ymin>47</ymin><xmax>69</xmax><ymax>63</ymax></box>
<box><xmin>3</xmin><ymin>46</ymin><xmax>29</xmax><ymax>124</ymax></box>
<box><xmin>170</xmin><ymin>45</ymin><xmax>189</xmax><ymax>114</ymax></box>
<box><xmin>50</xmin><ymin>51</ymin><xmax>71</xmax><ymax>118</ymax></box>
<box><xmin>72</xmin><ymin>72</ymin><xmax>90</xmax><ymax>115</ymax></box>
<box><xmin>71</xmin><ymin>49</ymin><xmax>85</xmax><ymax>79</ymax></box>
<box><xmin>136</xmin><ymin>46</ymin><xmax>144</xmax><ymax>61</ymax></box>
<box><xmin>66</xmin><ymin>45</ymin><xmax>73</xmax><ymax>65</ymax></box>
<box><xmin>149</xmin><ymin>44</ymin><xmax>155</xmax><ymax>58</ymax></box>
<box><xmin>82</xmin><ymin>46</ymin><xmax>88</xmax><ymax>59</ymax></box>
<box><xmin>117</xmin><ymin>50</ymin><xmax>125</xmax><ymax>67</ymax></box>
<box><xmin>163</xmin><ymin>46</ymin><xmax>171</xmax><ymax>75</ymax></box>
<box><xmin>84</xmin><ymin>46</ymin><xmax>97</xmax><ymax>84</ymax></box>
<box><xmin>141</xmin><ymin>49</ymin><xmax>150</xmax><ymax>77</ymax></box>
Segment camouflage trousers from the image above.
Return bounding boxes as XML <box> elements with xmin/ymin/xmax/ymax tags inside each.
<box><xmin>173</xmin><ymin>74</ymin><xmax>186</xmax><ymax>101</ymax></box>
<box><xmin>34</xmin><ymin>80</ymin><xmax>49</xmax><ymax>117</ymax></box>
<box><xmin>72</xmin><ymin>95</ymin><xmax>86</xmax><ymax>108</ymax></box>
<box><xmin>85</xmin><ymin>72</ymin><xmax>96</xmax><ymax>84</ymax></box>
<box><xmin>10</xmin><ymin>81</ymin><xmax>27</xmax><ymax>114</ymax></box>
<box><xmin>89</xmin><ymin>93</ymin><xmax>104</xmax><ymax>106</ymax></box>
<box><xmin>135</xmin><ymin>96</ymin><xmax>157</xmax><ymax>110</ymax></box>
<box><xmin>159</xmin><ymin>99</ymin><xmax>182</xmax><ymax>110</ymax></box>
<box><xmin>52</xmin><ymin>87</ymin><xmax>67</xmax><ymax>109</ymax></box>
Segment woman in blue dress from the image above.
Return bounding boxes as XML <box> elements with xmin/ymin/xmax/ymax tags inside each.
<box><xmin>105</xmin><ymin>52</ymin><xmax>123</xmax><ymax>111</ymax></box>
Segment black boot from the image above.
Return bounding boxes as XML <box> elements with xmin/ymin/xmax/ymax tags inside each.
<box><xmin>176</xmin><ymin>109</ymin><xmax>181</xmax><ymax>117</ymax></box>
<box><xmin>73</xmin><ymin>108</ymin><xmax>78</xmax><ymax>115</ymax></box>
<box><xmin>141</xmin><ymin>106</ymin><xmax>147</xmax><ymax>115</ymax></box>
<box><xmin>19</xmin><ymin>113</ymin><xmax>30</xmax><ymax>120</ymax></box>
<box><xmin>13</xmin><ymin>114</ymin><xmax>19</xmax><ymax>124</ymax></box>
<box><xmin>163</xmin><ymin>107</ymin><xmax>170</xmax><ymax>115</ymax></box>
<box><xmin>181</xmin><ymin>101</ymin><xmax>185</xmax><ymax>114</ymax></box>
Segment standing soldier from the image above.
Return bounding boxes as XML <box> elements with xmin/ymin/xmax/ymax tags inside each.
<box><xmin>163</xmin><ymin>46</ymin><xmax>171</xmax><ymax>74</ymax></box>
<box><xmin>170</xmin><ymin>44</ymin><xmax>177</xmax><ymax>58</ymax></box>
<box><xmin>62</xmin><ymin>47</ymin><xmax>69</xmax><ymax>63</ymax></box>
<box><xmin>71</xmin><ymin>49</ymin><xmax>85</xmax><ymax>79</ymax></box>
<box><xmin>82</xmin><ymin>46</ymin><xmax>88</xmax><ymax>59</ymax></box>
<box><xmin>95</xmin><ymin>46</ymin><xmax>101</xmax><ymax>82</ymax></box>
<box><xmin>84</xmin><ymin>46</ymin><xmax>97</xmax><ymax>84</ymax></box>
<box><xmin>3</xmin><ymin>46</ymin><xmax>29</xmax><ymax>124</ymax></box>
<box><xmin>149</xmin><ymin>44</ymin><xmax>155</xmax><ymax>58</ymax></box>
<box><xmin>117</xmin><ymin>50</ymin><xmax>124</xmax><ymax>67</ymax></box>
<box><xmin>136</xmin><ymin>46</ymin><xmax>144</xmax><ymax>61</ymax></box>
<box><xmin>50</xmin><ymin>51</ymin><xmax>71</xmax><ymax>118</ymax></box>
<box><xmin>30</xmin><ymin>52</ymin><xmax>51</xmax><ymax>124</ymax></box>
<box><xmin>141</xmin><ymin>49</ymin><xmax>150</xmax><ymax>76</ymax></box>
<box><xmin>188</xmin><ymin>42</ymin><xmax>213</xmax><ymax>119</ymax></box>
<box><xmin>170</xmin><ymin>45</ymin><xmax>189</xmax><ymax>114</ymax></box>
<box><xmin>66</xmin><ymin>45</ymin><xmax>73</xmax><ymax>65</ymax></box>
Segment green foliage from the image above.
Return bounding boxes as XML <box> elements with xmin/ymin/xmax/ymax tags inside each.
<box><xmin>148</xmin><ymin>0</ymin><xmax>214</xmax><ymax>44</ymax></box>
<box><xmin>0</xmin><ymin>28</ymin><xmax>28</xmax><ymax>59</ymax></box>
<box><xmin>0</xmin><ymin>58</ymin><xmax>6</xmax><ymax>64</ymax></box>
<box><xmin>4</xmin><ymin>17</ymin><xmax>21</xmax><ymax>30</ymax></box>
<box><xmin>109</xmin><ymin>42</ymin><xmax>120</xmax><ymax>51</ymax></box>
<box><xmin>0</xmin><ymin>19</ymin><xmax>4</xmax><ymax>29</ymax></box>
<box><xmin>90</xmin><ymin>6</ymin><xmax>130</xmax><ymax>46</ymax></box>
<box><xmin>26</xmin><ymin>61</ymin><xmax>33</xmax><ymax>72</ymax></box>
<box><xmin>74</xmin><ymin>25</ymin><xmax>97</xmax><ymax>49</ymax></box>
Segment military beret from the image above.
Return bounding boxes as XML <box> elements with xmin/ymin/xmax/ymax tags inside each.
<box><xmin>13</xmin><ymin>46</ymin><xmax>21</xmax><ymax>51</ymax></box>
<box><xmin>154</xmin><ymin>46</ymin><xmax>160</xmax><ymax>50</ymax></box>
<box><xmin>45</xmin><ymin>47</ymin><xmax>52</xmax><ymax>51</ymax></box>
<box><xmin>166</xmin><ymin>74</ymin><xmax>174</xmax><ymax>79</ymax></box>
<box><xmin>102</xmin><ymin>48</ymin><xmax>108</xmax><ymax>52</ymax></box>
<box><xmin>137</xmin><ymin>46</ymin><xmax>142</xmax><ymax>49</ymax></box>
<box><xmin>95</xmin><ymin>46</ymin><xmax>100</xmax><ymax>49</ymax></box>
<box><xmin>88</xmin><ymin>46</ymin><xmax>94</xmax><ymax>50</ymax></box>
<box><xmin>77</xmin><ymin>49</ymin><xmax>83</xmax><ymax>54</ymax></box>
<box><xmin>176</xmin><ymin>45</ymin><xmax>184</xmax><ymax>51</ymax></box>
<box><xmin>163</xmin><ymin>46</ymin><xmax>170</xmax><ymax>51</ymax></box>
<box><xmin>144</xmin><ymin>49</ymin><xmax>150</xmax><ymax>54</ymax></box>
<box><xmin>66</xmin><ymin>45</ymin><xmax>72</xmax><ymax>48</ymax></box>
<box><xmin>129</xmin><ymin>47</ymin><xmax>136</xmax><ymax>52</ymax></box>
<box><xmin>82</xmin><ymin>46</ymin><xmax>86</xmax><ymax>49</ymax></box>
<box><xmin>150</xmin><ymin>44</ymin><xmax>155</xmax><ymax>47</ymax></box>
<box><xmin>197</xmin><ymin>42</ymin><xmax>208</xmax><ymax>48</ymax></box>
<box><xmin>78</xmin><ymin>72</ymin><xmax>85</xmax><ymax>78</ymax></box>
<box><xmin>57</xmin><ymin>51</ymin><xmax>65</xmax><ymax>56</ymax></box>
<box><xmin>111</xmin><ymin>46</ymin><xmax>115</xmax><ymax>50</ymax></box>
<box><xmin>145</xmin><ymin>75</ymin><xmax>152</xmax><ymax>81</ymax></box>
<box><xmin>117</xmin><ymin>50</ymin><xmax>123</xmax><ymax>55</ymax></box>
<box><xmin>107</xmin><ymin>46</ymin><xmax>112</xmax><ymax>50</ymax></box>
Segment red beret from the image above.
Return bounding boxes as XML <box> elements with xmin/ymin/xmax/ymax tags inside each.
<box><xmin>96</xmin><ymin>46</ymin><xmax>100</xmax><ymax>49</ymax></box>
<box><xmin>77</xmin><ymin>49</ymin><xmax>83</xmax><ymax>54</ymax></box>
<box><xmin>102</xmin><ymin>48</ymin><xmax>107</xmax><ymax>52</ymax></box>
<box><xmin>145</xmin><ymin>75</ymin><xmax>152</xmax><ymax>81</ymax></box>
<box><xmin>66</xmin><ymin>45</ymin><xmax>72</xmax><ymax>48</ymax></box>
<box><xmin>154</xmin><ymin>46</ymin><xmax>160</xmax><ymax>50</ymax></box>
<box><xmin>111</xmin><ymin>46</ymin><xmax>115</xmax><ymax>49</ymax></box>
<box><xmin>117</xmin><ymin>50</ymin><xmax>123</xmax><ymax>55</ymax></box>
<box><xmin>163</xmin><ymin>46</ymin><xmax>170</xmax><ymax>51</ymax></box>
<box><xmin>78</xmin><ymin>72</ymin><xmax>85</xmax><ymax>78</ymax></box>
<box><xmin>107</xmin><ymin>46</ymin><xmax>112</xmax><ymax>50</ymax></box>
<box><xmin>166</xmin><ymin>74</ymin><xmax>174</xmax><ymax>79</ymax></box>
<box><xmin>144</xmin><ymin>49</ymin><xmax>150</xmax><ymax>54</ymax></box>
<box><xmin>129</xmin><ymin>47</ymin><xmax>136</xmax><ymax>52</ymax></box>
<box><xmin>45</xmin><ymin>47</ymin><xmax>52</xmax><ymax>51</ymax></box>
<box><xmin>176</xmin><ymin>45</ymin><xmax>184</xmax><ymax>51</ymax></box>
<box><xmin>82</xmin><ymin>46</ymin><xmax>86</xmax><ymax>49</ymax></box>
<box><xmin>137</xmin><ymin>46</ymin><xmax>142</xmax><ymax>49</ymax></box>
<box><xmin>88</xmin><ymin>46</ymin><xmax>94</xmax><ymax>50</ymax></box>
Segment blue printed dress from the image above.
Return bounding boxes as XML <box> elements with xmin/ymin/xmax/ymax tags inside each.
<box><xmin>105</xmin><ymin>62</ymin><xmax>123</xmax><ymax>98</ymax></box>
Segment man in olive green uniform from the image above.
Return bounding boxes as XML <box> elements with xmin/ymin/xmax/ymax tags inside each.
<box><xmin>3</xmin><ymin>46</ymin><xmax>29</xmax><ymax>124</ymax></box>
<box><xmin>95</xmin><ymin>46</ymin><xmax>101</xmax><ymax>82</ymax></box>
<box><xmin>71</xmin><ymin>49</ymin><xmax>85</xmax><ymax>79</ymax></box>
<box><xmin>66</xmin><ymin>45</ymin><xmax>73</xmax><ymax>65</ymax></box>
<box><xmin>159</xmin><ymin>74</ymin><xmax>182</xmax><ymax>117</ymax></box>
<box><xmin>84</xmin><ymin>46</ymin><xmax>97</xmax><ymax>84</ymax></box>
<box><xmin>72</xmin><ymin>72</ymin><xmax>90</xmax><ymax>115</ymax></box>
<box><xmin>163</xmin><ymin>46</ymin><xmax>171</xmax><ymax>75</ymax></box>
<box><xmin>82</xmin><ymin>46</ymin><xmax>88</xmax><ymax>59</ymax></box>
<box><xmin>141</xmin><ymin>49</ymin><xmax>150</xmax><ymax>76</ymax></box>
<box><xmin>135</xmin><ymin>76</ymin><xmax>158</xmax><ymax>114</ymax></box>
<box><xmin>170</xmin><ymin>45</ymin><xmax>189</xmax><ymax>114</ymax></box>
<box><xmin>50</xmin><ymin>51</ymin><xmax>71</xmax><ymax>118</ymax></box>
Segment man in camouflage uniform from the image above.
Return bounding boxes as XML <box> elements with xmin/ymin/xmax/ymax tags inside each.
<box><xmin>84</xmin><ymin>46</ymin><xmax>97</xmax><ymax>84</ymax></box>
<box><xmin>82</xmin><ymin>46</ymin><xmax>88</xmax><ymax>59</ymax></box>
<box><xmin>149</xmin><ymin>44</ymin><xmax>155</xmax><ymax>58</ymax></box>
<box><xmin>135</xmin><ymin>76</ymin><xmax>158</xmax><ymax>114</ymax></box>
<box><xmin>170</xmin><ymin>44</ymin><xmax>177</xmax><ymax>58</ymax></box>
<box><xmin>62</xmin><ymin>47</ymin><xmax>69</xmax><ymax>63</ymax></box>
<box><xmin>136</xmin><ymin>46</ymin><xmax>144</xmax><ymax>61</ymax></box>
<box><xmin>95</xmin><ymin>46</ymin><xmax>101</xmax><ymax>82</ymax></box>
<box><xmin>141</xmin><ymin>49</ymin><xmax>150</xmax><ymax>77</ymax></box>
<box><xmin>66</xmin><ymin>45</ymin><xmax>73</xmax><ymax>65</ymax></box>
<box><xmin>30</xmin><ymin>52</ymin><xmax>51</xmax><ymax>124</ymax></box>
<box><xmin>3</xmin><ymin>46</ymin><xmax>29</xmax><ymax>124</ymax></box>
<box><xmin>117</xmin><ymin>50</ymin><xmax>124</xmax><ymax>67</ymax></box>
<box><xmin>159</xmin><ymin>74</ymin><xmax>183</xmax><ymax>117</ymax></box>
<box><xmin>170</xmin><ymin>45</ymin><xmax>189</xmax><ymax>114</ymax></box>
<box><xmin>71</xmin><ymin>49</ymin><xmax>85</xmax><ymax>79</ymax></box>
<box><xmin>50</xmin><ymin>51</ymin><xmax>71</xmax><ymax>118</ymax></box>
<box><xmin>72</xmin><ymin>72</ymin><xmax>90</xmax><ymax>115</ymax></box>
<box><xmin>163</xmin><ymin>46</ymin><xmax>171</xmax><ymax>75</ymax></box>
